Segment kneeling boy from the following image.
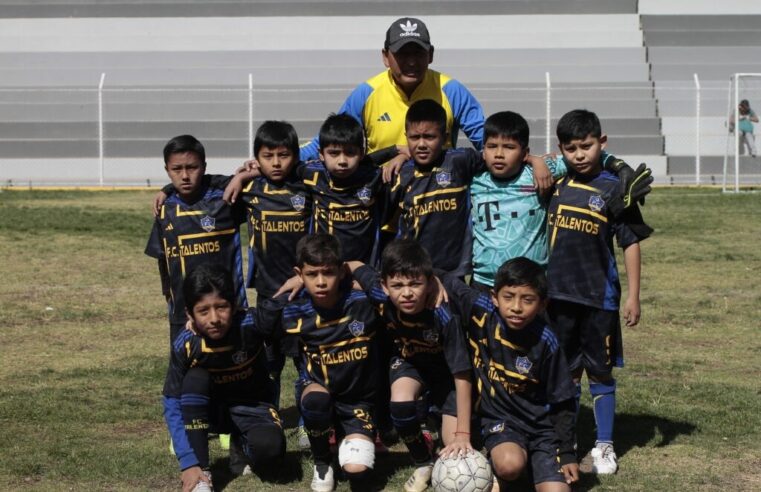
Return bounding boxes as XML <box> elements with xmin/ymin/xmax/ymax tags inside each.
<box><xmin>441</xmin><ymin>258</ymin><xmax>578</xmax><ymax>492</ymax></box>
<box><xmin>348</xmin><ymin>239</ymin><xmax>473</xmax><ymax>492</ymax></box>
<box><xmin>162</xmin><ymin>264</ymin><xmax>285</xmax><ymax>492</ymax></box>
<box><xmin>281</xmin><ymin>234</ymin><xmax>384</xmax><ymax>491</ymax></box>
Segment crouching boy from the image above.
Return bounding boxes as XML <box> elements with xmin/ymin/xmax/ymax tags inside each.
<box><xmin>441</xmin><ymin>258</ymin><xmax>578</xmax><ymax>492</ymax></box>
<box><xmin>162</xmin><ymin>264</ymin><xmax>285</xmax><ymax>492</ymax></box>
<box><xmin>347</xmin><ymin>239</ymin><xmax>473</xmax><ymax>492</ymax></box>
<box><xmin>281</xmin><ymin>234</ymin><xmax>384</xmax><ymax>491</ymax></box>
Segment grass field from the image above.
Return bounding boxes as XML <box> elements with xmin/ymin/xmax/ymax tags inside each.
<box><xmin>0</xmin><ymin>187</ymin><xmax>760</xmax><ymax>491</ymax></box>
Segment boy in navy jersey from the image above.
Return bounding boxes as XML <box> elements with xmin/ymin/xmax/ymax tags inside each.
<box><xmin>441</xmin><ymin>258</ymin><xmax>578</xmax><ymax>492</ymax></box>
<box><xmin>281</xmin><ymin>234</ymin><xmax>384</xmax><ymax>492</ymax></box>
<box><xmin>347</xmin><ymin>239</ymin><xmax>473</xmax><ymax>492</ymax></box>
<box><xmin>547</xmin><ymin>109</ymin><xmax>651</xmax><ymax>475</ymax></box>
<box><xmin>162</xmin><ymin>264</ymin><xmax>284</xmax><ymax>492</ymax></box>
<box><xmin>145</xmin><ymin>135</ymin><xmax>248</xmax><ymax>344</ymax></box>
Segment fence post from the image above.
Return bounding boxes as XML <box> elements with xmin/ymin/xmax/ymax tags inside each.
<box><xmin>545</xmin><ymin>72</ymin><xmax>551</xmax><ymax>154</ymax></box>
<box><xmin>98</xmin><ymin>72</ymin><xmax>106</xmax><ymax>186</ymax></box>
<box><xmin>248</xmin><ymin>74</ymin><xmax>254</xmax><ymax>160</ymax></box>
<box><xmin>694</xmin><ymin>73</ymin><xmax>700</xmax><ymax>186</ymax></box>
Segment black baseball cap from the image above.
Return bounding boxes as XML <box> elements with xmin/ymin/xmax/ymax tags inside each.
<box><xmin>385</xmin><ymin>17</ymin><xmax>431</xmax><ymax>52</ymax></box>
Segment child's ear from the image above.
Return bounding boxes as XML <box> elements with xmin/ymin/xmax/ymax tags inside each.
<box><xmin>539</xmin><ymin>298</ymin><xmax>549</xmax><ymax>314</ymax></box>
<box><xmin>521</xmin><ymin>147</ymin><xmax>530</xmax><ymax>162</ymax></box>
<box><xmin>184</xmin><ymin>310</ymin><xmax>197</xmax><ymax>333</ymax></box>
<box><xmin>599</xmin><ymin>134</ymin><xmax>608</xmax><ymax>149</ymax></box>
<box><xmin>491</xmin><ymin>289</ymin><xmax>499</xmax><ymax>308</ymax></box>
<box><xmin>293</xmin><ymin>266</ymin><xmax>302</xmax><ymax>277</ymax></box>
<box><xmin>380</xmin><ymin>279</ymin><xmax>390</xmax><ymax>296</ymax></box>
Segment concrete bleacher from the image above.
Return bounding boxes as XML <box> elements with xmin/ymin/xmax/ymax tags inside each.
<box><xmin>641</xmin><ymin>1</ymin><xmax>761</xmax><ymax>184</ymax></box>
<box><xmin>0</xmin><ymin>9</ymin><xmax>667</xmax><ymax>185</ymax></box>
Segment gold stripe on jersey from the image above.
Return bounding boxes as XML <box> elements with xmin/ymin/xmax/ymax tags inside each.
<box><xmin>316</xmin><ymin>315</ymin><xmax>352</xmax><ymax>329</ymax></box>
<box><xmin>201</xmin><ymin>339</ymin><xmax>235</xmax><ymax>353</ymax></box>
<box><xmin>206</xmin><ymin>346</ymin><xmax>263</xmax><ymax>372</ymax></box>
<box><xmin>175</xmin><ymin>205</ymin><xmax>206</xmax><ymax>217</ymax></box>
<box><xmin>567</xmin><ymin>179</ymin><xmax>602</xmax><ymax>193</ymax></box>
<box><xmin>285</xmin><ymin>318</ymin><xmax>303</xmax><ymax>334</ymax></box>
<box><xmin>397</xmin><ymin>337</ymin><xmax>441</xmax><ymax>358</ymax></box>
<box><xmin>323</xmin><ymin>202</ymin><xmax>371</xmax><ymax>234</ymax></box>
<box><xmin>410</xmin><ymin>186</ymin><xmax>466</xmax><ymax>232</ymax></box>
<box><xmin>488</xmin><ymin>359</ymin><xmax>539</xmax><ymax>384</ymax></box>
<box><xmin>175</xmin><ymin>228</ymin><xmax>236</xmax><ymax>275</ymax></box>
<box><xmin>472</xmin><ymin>313</ymin><xmax>487</xmax><ymax>329</ymax></box>
<box><xmin>493</xmin><ymin>326</ymin><xmax>527</xmax><ymax>353</ymax></box>
<box><xmin>303</xmin><ymin>171</ymin><xmax>319</xmax><ymax>187</ymax></box>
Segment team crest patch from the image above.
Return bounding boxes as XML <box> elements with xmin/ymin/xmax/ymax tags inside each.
<box><xmin>348</xmin><ymin>320</ymin><xmax>365</xmax><ymax>337</ymax></box>
<box><xmin>422</xmin><ymin>329</ymin><xmax>438</xmax><ymax>344</ymax></box>
<box><xmin>588</xmin><ymin>195</ymin><xmax>605</xmax><ymax>212</ymax></box>
<box><xmin>357</xmin><ymin>186</ymin><xmax>372</xmax><ymax>205</ymax></box>
<box><xmin>436</xmin><ymin>171</ymin><xmax>452</xmax><ymax>187</ymax></box>
<box><xmin>232</xmin><ymin>350</ymin><xmax>248</xmax><ymax>365</ymax></box>
<box><xmin>200</xmin><ymin>215</ymin><xmax>215</xmax><ymax>232</ymax></box>
<box><xmin>290</xmin><ymin>194</ymin><xmax>306</xmax><ymax>211</ymax></box>
<box><xmin>489</xmin><ymin>422</ymin><xmax>505</xmax><ymax>434</ymax></box>
<box><xmin>515</xmin><ymin>356</ymin><xmax>532</xmax><ymax>375</ymax></box>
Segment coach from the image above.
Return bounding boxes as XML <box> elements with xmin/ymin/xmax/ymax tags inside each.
<box><xmin>299</xmin><ymin>17</ymin><xmax>485</xmax><ymax>161</ymax></box>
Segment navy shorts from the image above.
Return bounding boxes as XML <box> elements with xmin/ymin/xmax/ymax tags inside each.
<box><xmin>547</xmin><ymin>300</ymin><xmax>623</xmax><ymax>377</ymax></box>
<box><xmin>389</xmin><ymin>356</ymin><xmax>457</xmax><ymax>417</ymax></box>
<box><xmin>481</xmin><ymin>418</ymin><xmax>565</xmax><ymax>485</ymax></box>
<box><xmin>333</xmin><ymin>400</ymin><xmax>376</xmax><ymax>439</ymax></box>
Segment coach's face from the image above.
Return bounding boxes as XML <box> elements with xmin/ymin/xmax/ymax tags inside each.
<box><xmin>383</xmin><ymin>43</ymin><xmax>434</xmax><ymax>96</ymax></box>
<box><xmin>165</xmin><ymin>151</ymin><xmax>205</xmax><ymax>202</ymax></box>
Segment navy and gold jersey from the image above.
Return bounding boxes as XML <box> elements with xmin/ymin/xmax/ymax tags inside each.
<box><xmin>298</xmin><ymin>161</ymin><xmax>384</xmax><ymax>264</ymax></box>
<box><xmin>162</xmin><ymin>309</ymin><xmax>274</xmax><ymax>404</ymax></box>
<box><xmin>145</xmin><ymin>186</ymin><xmax>247</xmax><ymax>324</ymax></box>
<box><xmin>442</xmin><ymin>275</ymin><xmax>576</xmax><ymax>435</ymax></box>
<box><xmin>241</xmin><ymin>174</ymin><xmax>313</xmax><ymax>298</ymax></box>
<box><xmin>386</xmin><ymin>148</ymin><xmax>485</xmax><ymax>277</ymax></box>
<box><xmin>353</xmin><ymin>265</ymin><xmax>470</xmax><ymax>377</ymax></box>
<box><xmin>281</xmin><ymin>288</ymin><xmax>383</xmax><ymax>403</ymax></box>
<box><xmin>547</xmin><ymin>170</ymin><xmax>644</xmax><ymax>311</ymax></box>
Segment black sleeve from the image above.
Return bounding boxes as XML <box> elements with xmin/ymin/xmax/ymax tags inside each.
<box><xmin>549</xmin><ymin>399</ymin><xmax>577</xmax><ymax>466</ymax></box>
<box><xmin>602</xmin><ymin>153</ymin><xmax>632</xmax><ymax>176</ymax></box>
<box><xmin>365</xmin><ymin>145</ymin><xmax>400</xmax><ymax>167</ymax></box>
<box><xmin>158</xmin><ymin>259</ymin><xmax>171</xmax><ymax>301</ymax></box>
<box><xmin>462</xmin><ymin>148</ymin><xmax>487</xmax><ymax>183</ymax></box>
<box><xmin>615</xmin><ymin>205</ymin><xmax>652</xmax><ymax>243</ymax></box>
<box><xmin>144</xmin><ymin>219</ymin><xmax>163</xmax><ymax>258</ymax></box>
<box><xmin>162</xmin><ymin>340</ymin><xmax>192</xmax><ymax>397</ymax></box>
<box><xmin>255</xmin><ymin>294</ymin><xmax>289</xmax><ymax>341</ymax></box>
<box><xmin>438</xmin><ymin>308</ymin><xmax>472</xmax><ymax>375</ymax></box>
<box><xmin>353</xmin><ymin>265</ymin><xmax>388</xmax><ymax>306</ymax></box>
<box><xmin>438</xmin><ymin>272</ymin><xmax>480</xmax><ymax>322</ymax></box>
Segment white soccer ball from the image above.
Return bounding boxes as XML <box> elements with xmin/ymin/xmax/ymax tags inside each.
<box><xmin>431</xmin><ymin>452</ymin><xmax>493</xmax><ymax>492</ymax></box>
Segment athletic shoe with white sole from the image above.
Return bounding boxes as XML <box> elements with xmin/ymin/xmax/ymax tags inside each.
<box><xmin>310</xmin><ymin>463</ymin><xmax>335</xmax><ymax>492</ymax></box>
<box><xmin>590</xmin><ymin>442</ymin><xmax>618</xmax><ymax>474</ymax></box>
<box><xmin>297</xmin><ymin>425</ymin><xmax>311</xmax><ymax>450</ymax></box>
<box><xmin>191</xmin><ymin>470</ymin><xmax>213</xmax><ymax>492</ymax></box>
<box><xmin>404</xmin><ymin>463</ymin><xmax>433</xmax><ymax>492</ymax></box>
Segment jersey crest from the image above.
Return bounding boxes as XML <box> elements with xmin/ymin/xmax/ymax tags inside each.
<box><xmin>348</xmin><ymin>320</ymin><xmax>365</xmax><ymax>337</ymax></box>
<box><xmin>515</xmin><ymin>356</ymin><xmax>532</xmax><ymax>375</ymax></box>
<box><xmin>588</xmin><ymin>195</ymin><xmax>605</xmax><ymax>212</ymax></box>
<box><xmin>422</xmin><ymin>329</ymin><xmax>438</xmax><ymax>344</ymax></box>
<box><xmin>200</xmin><ymin>215</ymin><xmax>215</xmax><ymax>232</ymax></box>
<box><xmin>357</xmin><ymin>186</ymin><xmax>372</xmax><ymax>205</ymax></box>
<box><xmin>232</xmin><ymin>350</ymin><xmax>248</xmax><ymax>365</ymax></box>
<box><xmin>290</xmin><ymin>194</ymin><xmax>306</xmax><ymax>211</ymax></box>
<box><xmin>436</xmin><ymin>171</ymin><xmax>452</xmax><ymax>187</ymax></box>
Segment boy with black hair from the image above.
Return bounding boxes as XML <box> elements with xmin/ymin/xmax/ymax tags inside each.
<box><xmin>145</xmin><ymin>134</ymin><xmax>248</xmax><ymax>344</ymax></box>
<box><xmin>385</xmin><ymin>99</ymin><xmax>487</xmax><ymax>277</ymax></box>
<box><xmin>163</xmin><ymin>263</ymin><xmax>285</xmax><ymax>492</ymax></box>
<box><xmin>547</xmin><ymin>109</ymin><xmax>651</xmax><ymax>475</ymax></box>
<box><xmin>281</xmin><ymin>234</ymin><xmax>384</xmax><ymax>491</ymax></box>
<box><xmin>440</xmin><ymin>258</ymin><xmax>578</xmax><ymax>492</ymax></box>
<box><xmin>346</xmin><ymin>239</ymin><xmax>473</xmax><ymax>492</ymax></box>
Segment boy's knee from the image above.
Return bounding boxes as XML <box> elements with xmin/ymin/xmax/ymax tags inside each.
<box><xmin>245</xmin><ymin>424</ymin><xmax>285</xmax><ymax>466</ymax></box>
<box><xmin>300</xmin><ymin>391</ymin><xmax>333</xmax><ymax>428</ymax></box>
<box><xmin>182</xmin><ymin>368</ymin><xmax>211</xmax><ymax>396</ymax></box>
<box><xmin>339</xmin><ymin>438</ymin><xmax>374</xmax><ymax>479</ymax></box>
<box><xmin>491</xmin><ymin>448</ymin><xmax>525</xmax><ymax>481</ymax></box>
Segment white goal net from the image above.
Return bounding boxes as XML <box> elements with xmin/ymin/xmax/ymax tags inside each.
<box><xmin>723</xmin><ymin>73</ymin><xmax>761</xmax><ymax>192</ymax></box>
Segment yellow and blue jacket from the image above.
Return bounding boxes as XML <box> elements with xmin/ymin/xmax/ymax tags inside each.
<box><xmin>300</xmin><ymin>69</ymin><xmax>484</xmax><ymax>160</ymax></box>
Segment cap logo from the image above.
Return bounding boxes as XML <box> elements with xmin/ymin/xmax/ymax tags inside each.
<box><xmin>399</xmin><ymin>20</ymin><xmax>421</xmax><ymax>38</ymax></box>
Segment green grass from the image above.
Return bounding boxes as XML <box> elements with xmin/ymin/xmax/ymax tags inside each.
<box><xmin>1</xmin><ymin>188</ymin><xmax>760</xmax><ymax>491</ymax></box>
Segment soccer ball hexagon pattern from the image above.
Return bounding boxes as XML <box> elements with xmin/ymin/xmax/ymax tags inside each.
<box><xmin>431</xmin><ymin>452</ymin><xmax>493</xmax><ymax>492</ymax></box>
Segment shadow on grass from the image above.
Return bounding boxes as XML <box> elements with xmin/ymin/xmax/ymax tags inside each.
<box><xmin>211</xmin><ymin>450</ymin><xmax>304</xmax><ymax>491</ymax></box>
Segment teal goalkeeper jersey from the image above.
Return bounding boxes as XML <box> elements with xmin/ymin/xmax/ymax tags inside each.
<box><xmin>470</xmin><ymin>160</ymin><xmax>566</xmax><ymax>286</ymax></box>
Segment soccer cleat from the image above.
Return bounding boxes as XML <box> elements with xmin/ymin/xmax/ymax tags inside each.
<box><xmin>297</xmin><ymin>425</ymin><xmax>311</xmax><ymax>450</ymax></box>
<box><xmin>590</xmin><ymin>442</ymin><xmax>618</xmax><ymax>474</ymax></box>
<box><xmin>228</xmin><ymin>434</ymin><xmax>252</xmax><ymax>476</ymax></box>
<box><xmin>191</xmin><ymin>470</ymin><xmax>213</xmax><ymax>492</ymax></box>
<box><xmin>310</xmin><ymin>463</ymin><xmax>335</xmax><ymax>492</ymax></box>
<box><xmin>404</xmin><ymin>463</ymin><xmax>434</xmax><ymax>492</ymax></box>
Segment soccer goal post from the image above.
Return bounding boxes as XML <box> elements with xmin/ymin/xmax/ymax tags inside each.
<box><xmin>723</xmin><ymin>73</ymin><xmax>761</xmax><ymax>192</ymax></box>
